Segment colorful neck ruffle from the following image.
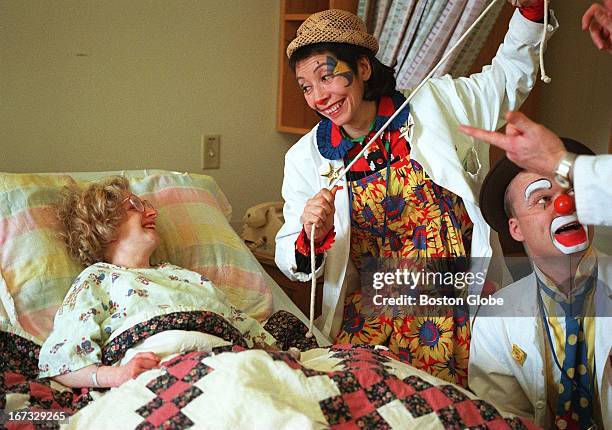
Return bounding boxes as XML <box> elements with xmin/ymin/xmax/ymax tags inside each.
<box><xmin>316</xmin><ymin>91</ymin><xmax>410</xmax><ymax>161</ymax></box>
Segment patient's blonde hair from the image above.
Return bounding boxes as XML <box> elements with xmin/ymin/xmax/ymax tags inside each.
<box><xmin>57</xmin><ymin>176</ymin><xmax>129</xmax><ymax>266</ymax></box>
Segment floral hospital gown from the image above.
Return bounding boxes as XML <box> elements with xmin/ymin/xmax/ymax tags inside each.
<box><xmin>38</xmin><ymin>262</ymin><xmax>275</xmax><ymax>378</ymax></box>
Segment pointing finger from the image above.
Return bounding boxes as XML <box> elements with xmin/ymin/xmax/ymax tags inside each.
<box><xmin>458</xmin><ymin>125</ymin><xmax>512</xmax><ymax>152</ymax></box>
<box><xmin>504</xmin><ymin>111</ymin><xmax>534</xmax><ymax>131</ymax></box>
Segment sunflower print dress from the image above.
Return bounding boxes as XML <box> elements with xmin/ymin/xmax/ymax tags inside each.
<box><xmin>321</xmin><ymin>92</ymin><xmax>473</xmax><ymax>387</ymax></box>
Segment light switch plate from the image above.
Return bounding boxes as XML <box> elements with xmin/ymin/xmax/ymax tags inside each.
<box><xmin>201</xmin><ymin>134</ymin><xmax>220</xmax><ymax>169</ymax></box>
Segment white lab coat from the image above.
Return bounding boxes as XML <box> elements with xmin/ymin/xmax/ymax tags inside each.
<box><xmin>276</xmin><ymin>10</ymin><xmax>558</xmax><ymax>341</ymax></box>
<box><xmin>575</xmin><ymin>155</ymin><xmax>612</xmax><ymax>227</ymax></box>
<box><xmin>469</xmin><ymin>251</ymin><xmax>612</xmax><ymax>428</ymax></box>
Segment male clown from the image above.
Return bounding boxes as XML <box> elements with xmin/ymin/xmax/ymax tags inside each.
<box><xmin>469</xmin><ymin>138</ymin><xmax>611</xmax><ymax>429</ymax></box>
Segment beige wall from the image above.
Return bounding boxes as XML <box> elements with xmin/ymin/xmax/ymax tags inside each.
<box><xmin>535</xmin><ymin>0</ymin><xmax>611</xmax><ymax>155</ymax></box>
<box><xmin>0</xmin><ymin>0</ymin><xmax>294</xmax><ymax>227</ymax></box>
<box><xmin>534</xmin><ymin>0</ymin><xmax>612</xmax><ymax>252</ymax></box>
<box><xmin>1</xmin><ymin>0</ymin><xmax>610</xmax><ymax>237</ymax></box>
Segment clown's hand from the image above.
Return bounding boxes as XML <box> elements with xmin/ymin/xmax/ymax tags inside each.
<box><xmin>459</xmin><ymin>111</ymin><xmax>566</xmax><ymax>176</ymax></box>
<box><xmin>301</xmin><ymin>186</ymin><xmax>338</xmax><ymax>243</ymax></box>
<box><xmin>582</xmin><ymin>1</ymin><xmax>612</xmax><ymax>53</ymax></box>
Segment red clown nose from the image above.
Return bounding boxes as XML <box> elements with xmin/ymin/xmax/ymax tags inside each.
<box><xmin>554</xmin><ymin>194</ymin><xmax>575</xmax><ymax>215</ymax></box>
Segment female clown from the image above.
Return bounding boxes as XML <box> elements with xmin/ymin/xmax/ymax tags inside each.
<box><xmin>275</xmin><ymin>1</ymin><xmax>555</xmax><ymax>386</ymax></box>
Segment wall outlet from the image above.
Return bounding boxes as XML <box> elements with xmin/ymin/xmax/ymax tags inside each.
<box><xmin>201</xmin><ymin>134</ymin><xmax>221</xmax><ymax>169</ymax></box>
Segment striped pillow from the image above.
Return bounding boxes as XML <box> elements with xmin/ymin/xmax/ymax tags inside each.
<box><xmin>0</xmin><ymin>171</ymin><xmax>273</xmax><ymax>340</ymax></box>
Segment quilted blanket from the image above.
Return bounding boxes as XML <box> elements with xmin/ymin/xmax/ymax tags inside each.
<box><xmin>64</xmin><ymin>345</ymin><xmax>539</xmax><ymax>430</ymax></box>
<box><xmin>0</xmin><ymin>330</ymin><xmax>93</xmax><ymax>430</ymax></box>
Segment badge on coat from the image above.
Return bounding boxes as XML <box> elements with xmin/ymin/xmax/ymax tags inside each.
<box><xmin>511</xmin><ymin>344</ymin><xmax>527</xmax><ymax>366</ymax></box>
<box><xmin>320</xmin><ymin>162</ymin><xmax>343</xmax><ymax>186</ymax></box>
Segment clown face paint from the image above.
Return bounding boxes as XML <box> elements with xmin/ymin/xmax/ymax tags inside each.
<box><xmin>327</xmin><ymin>57</ymin><xmax>354</xmax><ymax>87</ymax></box>
<box><xmin>524</xmin><ymin>178</ymin><xmax>552</xmax><ymax>201</ymax></box>
<box><xmin>508</xmin><ymin>173</ymin><xmax>592</xmax><ymax>258</ymax></box>
<box><xmin>550</xmin><ymin>214</ymin><xmax>590</xmax><ymax>254</ymax></box>
<box><xmin>295</xmin><ymin>53</ymin><xmax>372</xmax><ymax>131</ymax></box>
<box><xmin>523</xmin><ymin>178</ymin><xmax>591</xmax><ymax>254</ymax></box>
<box><xmin>521</xmin><ymin>181</ymin><xmax>590</xmax><ymax>255</ymax></box>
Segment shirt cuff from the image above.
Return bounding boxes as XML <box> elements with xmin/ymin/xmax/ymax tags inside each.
<box><xmin>295</xmin><ymin>226</ymin><xmax>336</xmax><ymax>256</ymax></box>
<box><xmin>519</xmin><ymin>0</ymin><xmax>545</xmax><ymax>22</ymax></box>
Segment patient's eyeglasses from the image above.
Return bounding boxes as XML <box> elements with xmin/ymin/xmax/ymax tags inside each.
<box><xmin>123</xmin><ymin>194</ymin><xmax>155</xmax><ymax>213</ymax></box>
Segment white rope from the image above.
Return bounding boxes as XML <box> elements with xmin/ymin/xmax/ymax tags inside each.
<box><xmin>540</xmin><ymin>0</ymin><xmax>552</xmax><ymax>83</ymax></box>
<box><xmin>305</xmin><ymin>227</ymin><xmax>316</xmax><ymax>338</ymax></box>
<box><xmin>304</xmin><ymin>0</ymin><xmax>551</xmax><ymax>337</ymax></box>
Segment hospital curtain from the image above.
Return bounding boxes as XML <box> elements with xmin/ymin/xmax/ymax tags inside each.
<box><xmin>357</xmin><ymin>0</ymin><xmax>505</xmax><ymax>89</ymax></box>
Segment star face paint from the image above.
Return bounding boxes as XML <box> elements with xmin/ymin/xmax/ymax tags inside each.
<box><xmin>326</xmin><ymin>56</ymin><xmax>354</xmax><ymax>87</ymax></box>
<box><xmin>295</xmin><ymin>53</ymin><xmax>368</xmax><ymax>129</ymax></box>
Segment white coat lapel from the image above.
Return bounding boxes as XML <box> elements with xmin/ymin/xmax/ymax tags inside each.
<box><xmin>313</xmin><ymin>151</ymin><xmax>352</xmax><ymax>337</ymax></box>
<box><xmin>313</xmin><ymin>155</ymin><xmax>349</xmax><ymax>243</ymax></box>
<box><xmin>593</xmin><ymin>256</ymin><xmax>612</xmax><ymax>423</ymax></box>
<box><xmin>330</xmin><ymin>160</ymin><xmax>349</xmax><ymax>239</ymax></box>
<box><xmin>505</xmin><ymin>275</ymin><xmax>547</xmax><ymax>418</ymax></box>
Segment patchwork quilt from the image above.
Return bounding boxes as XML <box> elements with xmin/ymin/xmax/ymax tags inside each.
<box><xmin>2</xmin><ymin>325</ymin><xmax>540</xmax><ymax>429</ymax></box>
<box><xmin>65</xmin><ymin>345</ymin><xmax>538</xmax><ymax>429</ymax></box>
<box><xmin>0</xmin><ymin>330</ymin><xmax>93</xmax><ymax>430</ymax></box>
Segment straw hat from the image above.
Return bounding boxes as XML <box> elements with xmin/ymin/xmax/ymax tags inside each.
<box><xmin>286</xmin><ymin>9</ymin><xmax>378</xmax><ymax>59</ymax></box>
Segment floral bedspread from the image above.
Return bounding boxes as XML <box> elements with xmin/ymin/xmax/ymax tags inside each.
<box><xmin>0</xmin><ymin>330</ymin><xmax>93</xmax><ymax>430</ymax></box>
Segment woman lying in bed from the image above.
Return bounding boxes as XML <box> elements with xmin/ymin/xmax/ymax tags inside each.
<box><xmin>38</xmin><ymin>176</ymin><xmax>315</xmax><ymax>388</ymax></box>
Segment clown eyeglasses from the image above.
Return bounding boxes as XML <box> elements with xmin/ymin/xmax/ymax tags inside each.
<box><xmin>123</xmin><ymin>194</ymin><xmax>155</xmax><ymax>212</ymax></box>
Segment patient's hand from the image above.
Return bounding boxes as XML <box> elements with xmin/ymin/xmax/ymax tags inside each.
<box><xmin>52</xmin><ymin>352</ymin><xmax>161</xmax><ymax>388</ymax></box>
<box><xmin>115</xmin><ymin>352</ymin><xmax>161</xmax><ymax>385</ymax></box>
